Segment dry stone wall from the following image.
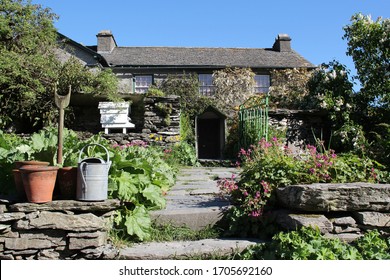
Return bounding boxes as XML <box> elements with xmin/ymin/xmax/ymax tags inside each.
<box><xmin>0</xmin><ymin>199</ymin><xmax>120</xmax><ymax>260</ymax></box>
<box><xmin>268</xmin><ymin>109</ymin><xmax>329</xmax><ymax>150</ymax></box>
<box><xmin>274</xmin><ymin>183</ymin><xmax>390</xmax><ymax>242</ymax></box>
<box><xmin>103</xmin><ymin>95</ymin><xmax>180</xmax><ymax>148</ymax></box>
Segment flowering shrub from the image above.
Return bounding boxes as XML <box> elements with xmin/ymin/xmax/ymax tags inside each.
<box><xmin>307</xmin><ymin>60</ymin><xmax>367</xmax><ymax>153</ymax></box>
<box><xmin>219</xmin><ymin>136</ymin><xmax>389</xmax><ymax>237</ymax></box>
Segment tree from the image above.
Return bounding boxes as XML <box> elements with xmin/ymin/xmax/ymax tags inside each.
<box><xmin>343</xmin><ymin>13</ymin><xmax>390</xmax><ymax>111</ymax></box>
<box><xmin>0</xmin><ymin>0</ymin><xmax>58</xmax><ymax>129</ymax></box>
<box><xmin>0</xmin><ymin>0</ymin><xmax>119</xmax><ymax>131</ymax></box>
<box><xmin>307</xmin><ymin>61</ymin><xmax>366</xmax><ymax>152</ymax></box>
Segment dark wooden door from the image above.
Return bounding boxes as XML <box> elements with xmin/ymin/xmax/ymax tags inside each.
<box><xmin>197</xmin><ymin>118</ymin><xmax>220</xmax><ymax>159</ymax></box>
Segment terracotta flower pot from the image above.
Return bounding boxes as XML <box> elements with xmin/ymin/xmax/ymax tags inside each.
<box><xmin>14</xmin><ymin>160</ymin><xmax>50</xmax><ymax>169</ymax></box>
<box><xmin>13</xmin><ymin>161</ymin><xmax>50</xmax><ymax>201</ymax></box>
<box><xmin>57</xmin><ymin>166</ymin><xmax>77</xmax><ymax>200</ymax></box>
<box><xmin>19</xmin><ymin>165</ymin><xmax>59</xmax><ymax>203</ymax></box>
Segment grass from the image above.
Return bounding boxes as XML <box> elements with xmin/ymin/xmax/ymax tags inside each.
<box><xmin>108</xmin><ymin>222</ymin><xmax>223</xmax><ymax>248</ymax></box>
<box><xmin>150</xmin><ymin>222</ymin><xmax>222</xmax><ymax>242</ymax></box>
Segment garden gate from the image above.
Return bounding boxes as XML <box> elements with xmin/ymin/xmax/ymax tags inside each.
<box><xmin>238</xmin><ymin>95</ymin><xmax>269</xmax><ymax>149</ymax></box>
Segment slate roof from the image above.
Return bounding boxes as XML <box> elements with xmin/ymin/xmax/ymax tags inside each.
<box><xmin>100</xmin><ymin>46</ymin><xmax>316</xmax><ymax>69</ymax></box>
<box><xmin>57</xmin><ymin>33</ymin><xmax>109</xmax><ymax>67</ymax></box>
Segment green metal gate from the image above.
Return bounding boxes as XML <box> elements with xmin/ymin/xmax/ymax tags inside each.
<box><xmin>238</xmin><ymin>95</ymin><xmax>269</xmax><ymax>149</ymax></box>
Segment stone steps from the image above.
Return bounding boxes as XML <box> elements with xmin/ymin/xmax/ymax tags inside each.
<box><xmin>122</xmin><ymin>167</ymin><xmax>264</xmax><ymax>260</ymax></box>
<box><xmin>119</xmin><ymin>238</ymin><xmax>262</xmax><ymax>260</ymax></box>
<box><xmin>150</xmin><ymin>167</ymin><xmax>238</xmax><ymax>230</ymax></box>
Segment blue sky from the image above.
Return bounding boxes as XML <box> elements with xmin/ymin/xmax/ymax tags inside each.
<box><xmin>33</xmin><ymin>0</ymin><xmax>389</xmax><ymax>82</ymax></box>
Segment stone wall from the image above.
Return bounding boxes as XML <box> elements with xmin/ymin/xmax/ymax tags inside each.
<box><xmin>103</xmin><ymin>95</ymin><xmax>181</xmax><ymax>148</ymax></box>
<box><xmin>274</xmin><ymin>183</ymin><xmax>390</xmax><ymax>242</ymax></box>
<box><xmin>0</xmin><ymin>199</ymin><xmax>120</xmax><ymax>260</ymax></box>
<box><xmin>269</xmin><ymin>108</ymin><xmax>329</xmax><ymax>150</ymax></box>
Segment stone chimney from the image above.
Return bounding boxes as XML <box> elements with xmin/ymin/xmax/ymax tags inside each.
<box><xmin>273</xmin><ymin>34</ymin><xmax>292</xmax><ymax>52</ymax></box>
<box><xmin>96</xmin><ymin>30</ymin><xmax>117</xmax><ymax>53</ymax></box>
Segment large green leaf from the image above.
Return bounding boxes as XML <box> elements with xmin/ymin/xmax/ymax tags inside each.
<box><xmin>124</xmin><ymin>205</ymin><xmax>151</xmax><ymax>241</ymax></box>
<box><xmin>30</xmin><ymin>132</ymin><xmax>46</xmax><ymax>151</ymax></box>
<box><xmin>0</xmin><ymin>147</ymin><xmax>9</xmax><ymax>159</ymax></box>
<box><xmin>16</xmin><ymin>144</ymin><xmax>32</xmax><ymax>155</ymax></box>
<box><xmin>116</xmin><ymin>171</ymin><xmax>139</xmax><ymax>202</ymax></box>
<box><xmin>142</xmin><ymin>184</ymin><xmax>166</xmax><ymax>209</ymax></box>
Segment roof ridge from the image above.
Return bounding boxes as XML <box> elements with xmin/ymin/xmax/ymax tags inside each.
<box><xmin>113</xmin><ymin>46</ymin><xmax>268</xmax><ymax>50</ymax></box>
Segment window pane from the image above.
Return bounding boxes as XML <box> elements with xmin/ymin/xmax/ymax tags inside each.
<box><xmin>199</xmin><ymin>74</ymin><xmax>214</xmax><ymax>96</ymax></box>
<box><xmin>135</xmin><ymin>76</ymin><xmax>153</xmax><ymax>93</ymax></box>
<box><xmin>254</xmin><ymin>75</ymin><xmax>270</xmax><ymax>93</ymax></box>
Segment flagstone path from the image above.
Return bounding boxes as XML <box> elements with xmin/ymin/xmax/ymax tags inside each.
<box><xmin>119</xmin><ymin>167</ymin><xmax>264</xmax><ymax>259</ymax></box>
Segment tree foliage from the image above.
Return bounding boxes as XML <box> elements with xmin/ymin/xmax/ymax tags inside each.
<box><xmin>0</xmin><ymin>0</ymin><xmax>119</xmax><ymax>131</ymax></box>
<box><xmin>343</xmin><ymin>13</ymin><xmax>390</xmax><ymax>110</ymax></box>
<box><xmin>306</xmin><ymin>61</ymin><xmax>366</xmax><ymax>152</ymax></box>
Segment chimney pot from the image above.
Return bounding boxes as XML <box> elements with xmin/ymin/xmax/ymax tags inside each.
<box><xmin>273</xmin><ymin>34</ymin><xmax>292</xmax><ymax>52</ymax></box>
<box><xmin>96</xmin><ymin>30</ymin><xmax>117</xmax><ymax>53</ymax></box>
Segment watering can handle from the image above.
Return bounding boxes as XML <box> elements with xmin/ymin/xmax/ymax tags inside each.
<box><xmin>78</xmin><ymin>143</ymin><xmax>110</xmax><ymax>164</ymax></box>
<box><xmin>79</xmin><ymin>161</ymin><xmax>88</xmax><ymax>191</ymax></box>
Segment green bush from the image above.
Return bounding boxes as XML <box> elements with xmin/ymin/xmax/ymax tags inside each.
<box><xmin>145</xmin><ymin>86</ymin><xmax>165</xmax><ymax>97</ymax></box>
<box><xmin>164</xmin><ymin>141</ymin><xmax>199</xmax><ymax>167</ymax></box>
<box><xmin>236</xmin><ymin>227</ymin><xmax>390</xmax><ymax>260</ymax></box>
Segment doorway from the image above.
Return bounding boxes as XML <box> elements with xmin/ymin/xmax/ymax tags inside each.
<box><xmin>196</xmin><ymin>107</ymin><xmax>226</xmax><ymax>160</ymax></box>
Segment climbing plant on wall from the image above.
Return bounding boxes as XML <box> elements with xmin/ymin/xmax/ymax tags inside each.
<box><xmin>269</xmin><ymin>68</ymin><xmax>313</xmax><ymax>109</ymax></box>
<box><xmin>212</xmin><ymin>67</ymin><xmax>256</xmax><ymax>109</ymax></box>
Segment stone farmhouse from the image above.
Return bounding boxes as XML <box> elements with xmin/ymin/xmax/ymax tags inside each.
<box><xmin>58</xmin><ymin>31</ymin><xmax>318</xmax><ymax>159</ymax></box>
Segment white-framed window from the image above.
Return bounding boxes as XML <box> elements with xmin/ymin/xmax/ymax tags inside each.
<box><xmin>254</xmin><ymin>75</ymin><xmax>270</xmax><ymax>94</ymax></box>
<box><xmin>199</xmin><ymin>74</ymin><xmax>215</xmax><ymax>96</ymax></box>
<box><xmin>134</xmin><ymin>75</ymin><xmax>153</xmax><ymax>93</ymax></box>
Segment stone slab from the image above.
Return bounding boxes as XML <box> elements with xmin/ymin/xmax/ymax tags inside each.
<box><xmin>275</xmin><ymin>210</ymin><xmax>333</xmax><ymax>234</ymax></box>
<box><xmin>333</xmin><ymin>225</ymin><xmax>360</xmax><ymax>234</ymax></box>
<box><xmin>14</xmin><ymin>211</ymin><xmax>105</xmax><ymax>232</ymax></box>
<box><xmin>151</xmin><ymin>207</ymin><xmax>227</xmax><ymax>231</ymax></box>
<box><xmin>119</xmin><ymin>238</ymin><xmax>262</xmax><ymax>260</ymax></box>
<box><xmin>8</xmin><ymin>199</ymin><xmax>121</xmax><ymax>213</ymax></box>
<box><xmin>325</xmin><ymin>233</ymin><xmax>363</xmax><ymax>243</ymax></box>
<box><xmin>332</xmin><ymin>216</ymin><xmax>357</xmax><ymax>226</ymax></box>
<box><xmin>68</xmin><ymin>231</ymin><xmax>106</xmax><ymax>250</ymax></box>
<box><xmin>276</xmin><ymin>183</ymin><xmax>390</xmax><ymax>212</ymax></box>
<box><xmin>354</xmin><ymin>212</ymin><xmax>390</xmax><ymax>227</ymax></box>
<box><xmin>4</xmin><ymin>237</ymin><xmax>53</xmax><ymax>250</ymax></box>
<box><xmin>0</xmin><ymin>212</ymin><xmax>25</xmax><ymax>222</ymax></box>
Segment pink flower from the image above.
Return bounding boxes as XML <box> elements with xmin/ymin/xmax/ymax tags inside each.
<box><xmin>249</xmin><ymin>210</ymin><xmax>261</xmax><ymax>217</ymax></box>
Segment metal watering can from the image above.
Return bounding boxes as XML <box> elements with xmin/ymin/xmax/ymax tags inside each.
<box><xmin>77</xmin><ymin>143</ymin><xmax>111</xmax><ymax>201</ymax></box>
